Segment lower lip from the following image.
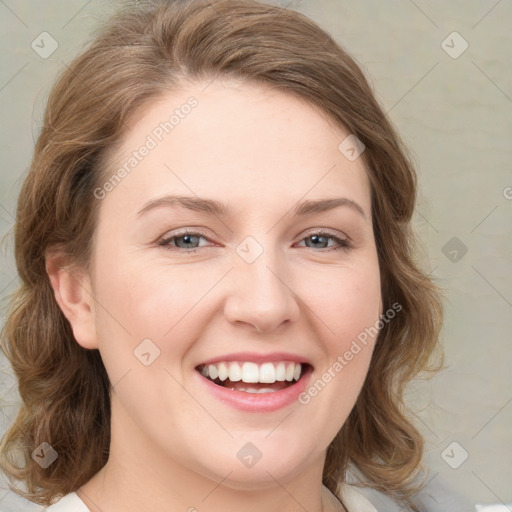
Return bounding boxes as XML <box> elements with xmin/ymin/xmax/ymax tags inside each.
<box><xmin>196</xmin><ymin>367</ymin><xmax>312</xmax><ymax>412</ymax></box>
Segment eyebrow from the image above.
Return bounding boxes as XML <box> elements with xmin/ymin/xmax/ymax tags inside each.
<box><xmin>137</xmin><ymin>194</ymin><xmax>366</xmax><ymax>220</ymax></box>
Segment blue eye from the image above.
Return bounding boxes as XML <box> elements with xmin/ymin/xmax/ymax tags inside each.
<box><xmin>159</xmin><ymin>230</ymin><xmax>209</xmax><ymax>251</ymax></box>
<box><xmin>298</xmin><ymin>232</ymin><xmax>351</xmax><ymax>251</ymax></box>
<box><xmin>158</xmin><ymin>230</ymin><xmax>352</xmax><ymax>252</ymax></box>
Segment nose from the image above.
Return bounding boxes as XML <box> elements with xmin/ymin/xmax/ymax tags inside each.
<box><xmin>223</xmin><ymin>246</ymin><xmax>300</xmax><ymax>334</ymax></box>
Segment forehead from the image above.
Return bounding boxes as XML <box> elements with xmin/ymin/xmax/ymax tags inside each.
<box><xmin>100</xmin><ymin>79</ymin><xmax>371</xmax><ymax>217</ymax></box>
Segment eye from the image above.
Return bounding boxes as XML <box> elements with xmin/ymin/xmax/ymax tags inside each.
<box><xmin>296</xmin><ymin>231</ymin><xmax>352</xmax><ymax>251</ymax></box>
<box><xmin>158</xmin><ymin>229</ymin><xmax>352</xmax><ymax>253</ymax></box>
<box><xmin>158</xmin><ymin>230</ymin><xmax>211</xmax><ymax>252</ymax></box>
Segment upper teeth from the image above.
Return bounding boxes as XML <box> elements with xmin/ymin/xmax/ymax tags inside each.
<box><xmin>200</xmin><ymin>361</ymin><xmax>302</xmax><ymax>383</ymax></box>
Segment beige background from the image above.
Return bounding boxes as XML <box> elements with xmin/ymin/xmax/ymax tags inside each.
<box><xmin>0</xmin><ymin>0</ymin><xmax>511</xmax><ymax>510</ymax></box>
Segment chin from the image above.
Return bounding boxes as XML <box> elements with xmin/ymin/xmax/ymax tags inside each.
<box><xmin>190</xmin><ymin>438</ymin><xmax>318</xmax><ymax>489</ymax></box>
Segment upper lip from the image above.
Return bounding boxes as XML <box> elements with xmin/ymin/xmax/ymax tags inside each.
<box><xmin>197</xmin><ymin>351</ymin><xmax>313</xmax><ymax>368</ymax></box>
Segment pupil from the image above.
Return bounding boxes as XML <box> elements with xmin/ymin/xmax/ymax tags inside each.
<box><xmin>309</xmin><ymin>235</ymin><xmax>326</xmax><ymax>248</ymax></box>
<box><xmin>179</xmin><ymin>234</ymin><xmax>198</xmax><ymax>248</ymax></box>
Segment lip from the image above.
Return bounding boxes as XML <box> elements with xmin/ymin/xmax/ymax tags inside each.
<box><xmin>195</xmin><ymin>363</ymin><xmax>313</xmax><ymax>413</ymax></box>
<box><xmin>198</xmin><ymin>351</ymin><xmax>312</xmax><ymax>366</ymax></box>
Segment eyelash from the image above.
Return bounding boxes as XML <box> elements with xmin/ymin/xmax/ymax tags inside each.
<box><xmin>157</xmin><ymin>229</ymin><xmax>352</xmax><ymax>253</ymax></box>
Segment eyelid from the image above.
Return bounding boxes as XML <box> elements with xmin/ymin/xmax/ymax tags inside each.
<box><xmin>157</xmin><ymin>228</ymin><xmax>214</xmax><ymax>248</ymax></box>
<box><xmin>295</xmin><ymin>230</ymin><xmax>353</xmax><ymax>251</ymax></box>
<box><xmin>300</xmin><ymin>228</ymin><xmax>351</xmax><ymax>243</ymax></box>
<box><xmin>157</xmin><ymin>227</ymin><xmax>353</xmax><ymax>252</ymax></box>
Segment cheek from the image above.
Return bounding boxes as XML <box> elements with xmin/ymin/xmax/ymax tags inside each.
<box><xmin>90</xmin><ymin>252</ymin><xmax>227</xmax><ymax>395</ymax></box>
<box><xmin>297</xmin><ymin>264</ymin><xmax>381</xmax><ymax>432</ymax></box>
<box><xmin>309</xmin><ymin>262</ymin><xmax>382</xmax><ymax>347</ymax></box>
<box><xmin>304</xmin><ymin>258</ymin><xmax>381</xmax><ymax>409</ymax></box>
<box><xmin>93</xmin><ymin>255</ymin><xmax>205</xmax><ymax>338</ymax></box>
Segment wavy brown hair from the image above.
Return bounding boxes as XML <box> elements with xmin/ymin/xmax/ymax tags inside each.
<box><xmin>0</xmin><ymin>0</ymin><xmax>443</xmax><ymax>508</ymax></box>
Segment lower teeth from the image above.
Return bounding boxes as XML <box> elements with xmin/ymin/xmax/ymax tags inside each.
<box><xmin>236</xmin><ymin>387</ymin><xmax>277</xmax><ymax>393</ymax></box>
<box><xmin>203</xmin><ymin>373</ymin><xmax>300</xmax><ymax>393</ymax></box>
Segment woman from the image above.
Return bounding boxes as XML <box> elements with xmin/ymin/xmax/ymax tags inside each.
<box><xmin>0</xmin><ymin>1</ymin><xmax>443</xmax><ymax>511</ymax></box>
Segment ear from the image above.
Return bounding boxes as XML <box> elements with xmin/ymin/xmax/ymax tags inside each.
<box><xmin>45</xmin><ymin>251</ymin><xmax>98</xmax><ymax>350</ymax></box>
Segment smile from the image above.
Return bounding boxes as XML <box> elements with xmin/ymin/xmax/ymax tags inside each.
<box><xmin>195</xmin><ymin>355</ymin><xmax>313</xmax><ymax>412</ymax></box>
<box><xmin>198</xmin><ymin>361</ymin><xmax>304</xmax><ymax>393</ymax></box>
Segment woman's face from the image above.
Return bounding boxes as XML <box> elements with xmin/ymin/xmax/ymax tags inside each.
<box><xmin>84</xmin><ymin>79</ymin><xmax>381</xmax><ymax>487</ymax></box>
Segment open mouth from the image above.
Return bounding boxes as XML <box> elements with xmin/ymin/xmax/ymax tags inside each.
<box><xmin>196</xmin><ymin>361</ymin><xmax>311</xmax><ymax>394</ymax></box>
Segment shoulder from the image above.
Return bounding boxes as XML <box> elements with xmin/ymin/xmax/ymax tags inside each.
<box><xmin>347</xmin><ymin>474</ymin><xmax>475</xmax><ymax>512</ymax></box>
<box><xmin>339</xmin><ymin>484</ymin><xmax>378</xmax><ymax>512</ymax></box>
<box><xmin>44</xmin><ymin>492</ymin><xmax>90</xmax><ymax>512</ymax></box>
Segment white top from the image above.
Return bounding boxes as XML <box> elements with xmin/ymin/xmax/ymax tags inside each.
<box><xmin>44</xmin><ymin>484</ymin><xmax>377</xmax><ymax>511</ymax></box>
<box><xmin>339</xmin><ymin>484</ymin><xmax>378</xmax><ymax>511</ymax></box>
<box><xmin>43</xmin><ymin>492</ymin><xmax>89</xmax><ymax>511</ymax></box>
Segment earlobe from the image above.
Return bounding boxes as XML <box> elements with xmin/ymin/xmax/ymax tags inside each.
<box><xmin>45</xmin><ymin>252</ymin><xmax>98</xmax><ymax>350</ymax></box>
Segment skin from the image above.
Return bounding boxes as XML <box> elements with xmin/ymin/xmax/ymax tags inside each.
<box><xmin>47</xmin><ymin>78</ymin><xmax>382</xmax><ymax>512</ymax></box>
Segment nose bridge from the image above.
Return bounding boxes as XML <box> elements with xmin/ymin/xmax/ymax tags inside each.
<box><xmin>224</xmin><ymin>234</ymin><xmax>299</xmax><ymax>332</ymax></box>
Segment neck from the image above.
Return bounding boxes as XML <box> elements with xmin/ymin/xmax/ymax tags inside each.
<box><xmin>77</xmin><ymin>396</ymin><xmax>345</xmax><ymax>512</ymax></box>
